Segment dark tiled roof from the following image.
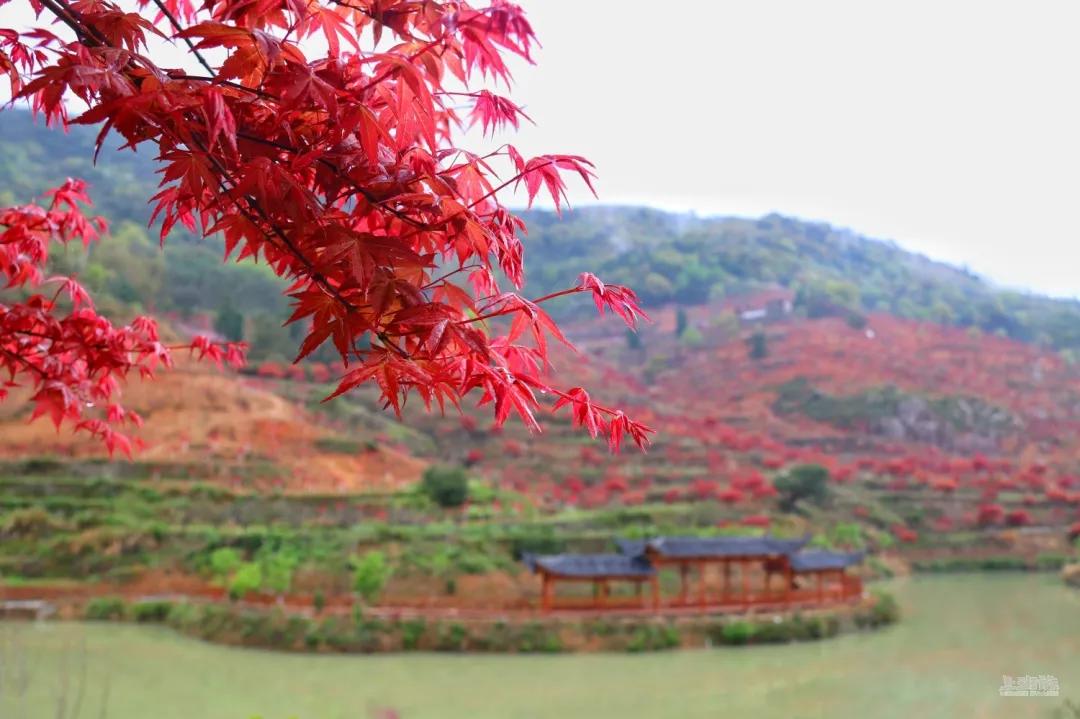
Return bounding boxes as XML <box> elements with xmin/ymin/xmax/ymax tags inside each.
<box><xmin>616</xmin><ymin>535</ymin><xmax>809</xmax><ymax>559</ymax></box>
<box><xmin>525</xmin><ymin>553</ymin><xmax>655</xmax><ymax>578</ymax></box>
<box><xmin>789</xmin><ymin>551</ymin><xmax>863</xmax><ymax>572</ymax></box>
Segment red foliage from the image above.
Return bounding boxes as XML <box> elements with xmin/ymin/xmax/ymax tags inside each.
<box><xmin>716</xmin><ymin>487</ymin><xmax>744</xmax><ymax>504</ymax></box>
<box><xmin>740</xmin><ymin>514</ymin><xmax>770</xmax><ymax>528</ymax></box>
<box><xmin>502</xmin><ymin>439</ymin><xmax>524</xmax><ymax>458</ymax></box>
<box><xmin>932</xmin><ymin>478</ymin><xmax>959</xmax><ymax>493</ymax></box>
<box><xmin>308</xmin><ymin>362</ymin><xmax>331</xmax><ymax>383</ymax></box>
<box><xmin>891</xmin><ymin>524</ymin><xmax>918</xmax><ymax>543</ymax></box>
<box><xmin>603</xmin><ymin>475</ymin><xmax>629</xmax><ymax>494</ymax></box>
<box><xmin>2</xmin><ymin>0</ymin><xmax>651</xmax><ymax>451</ymax></box>
<box><xmin>1004</xmin><ymin>509</ymin><xmax>1032</xmax><ymax>527</ymax></box>
<box><xmin>0</xmin><ymin>180</ymin><xmax>243</xmax><ymax>454</ymax></box>
<box><xmin>931</xmin><ymin>516</ymin><xmax>954</xmax><ymax>532</ymax></box>
<box><xmin>976</xmin><ymin>503</ymin><xmax>1005</xmax><ymax>527</ymax></box>
<box><xmin>256</xmin><ymin>361</ymin><xmax>287</xmax><ymax>379</ymax></box>
<box><xmin>689</xmin><ymin>478</ymin><xmax>718</xmax><ymax>501</ymax></box>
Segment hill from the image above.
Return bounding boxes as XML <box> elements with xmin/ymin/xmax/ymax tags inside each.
<box><xmin>516</xmin><ymin>207</ymin><xmax>1080</xmax><ymax>351</ymax></box>
<box><xmin>6</xmin><ymin>109</ymin><xmax>1080</xmax><ymax>361</ymax></box>
<box><xmin>8</xmin><ymin>110</ymin><xmax>1080</xmax><ymax>536</ymax></box>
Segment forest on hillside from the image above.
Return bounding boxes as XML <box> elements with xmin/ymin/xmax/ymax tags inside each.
<box><xmin>6</xmin><ymin>109</ymin><xmax>1080</xmax><ymax>361</ymax></box>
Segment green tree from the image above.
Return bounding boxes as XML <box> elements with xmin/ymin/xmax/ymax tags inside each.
<box><xmin>675</xmin><ymin>307</ymin><xmax>688</xmax><ymax>337</ymax></box>
<box><xmin>774</xmin><ymin>464</ymin><xmax>831</xmax><ymax>512</ymax></box>
<box><xmin>261</xmin><ymin>550</ymin><xmax>298</xmax><ymax>598</ymax></box>
<box><xmin>214</xmin><ymin>302</ymin><xmax>245</xmax><ymax>342</ymax></box>
<box><xmin>209</xmin><ymin>547</ymin><xmax>242</xmax><ymax>580</ymax></box>
<box><xmin>640</xmin><ymin>272</ymin><xmax>674</xmax><ymax>305</ymax></box>
<box><xmin>679</xmin><ymin>325</ymin><xmax>703</xmax><ymax>347</ymax></box>
<box><xmin>421</xmin><ymin>465</ymin><xmax>469</xmax><ymax>508</ymax></box>
<box><xmin>228</xmin><ymin>562</ymin><xmax>263</xmax><ymax>601</ymax></box>
<box><xmin>673</xmin><ymin>260</ymin><xmax>712</xmax><ymax>304</ymax></box>
<box><xmin>747</xmin><ymin>331</ymin><xmax>768</xmax><ymax>360</ymax></box>
<box><xmin>796</xmin><ymin>277</ymin><xmax>861</xmax><ymax>318</ymax></box>
<box><xmin>352</xmin><ymin>551</ymin><xmax>392</xmax><ymax>603</ymax></box>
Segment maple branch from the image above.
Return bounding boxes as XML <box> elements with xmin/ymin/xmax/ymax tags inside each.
<box><xmin>420</xmin><ymin>263</ymin><xmax>480</xmax><ymax>290</ymax></box>
<box><xmin>327</xmin><ymin>0</ymin><xmax>423</xmax><ymax>42</ymax></box>
<box><xmin>169</xmin><ymin>74</ymin><xmax>275</xmax><ymax>99</ymax></box>
<box><xmin>231</xmin><ymin>131</ymin><xmax>434</xmax><ymax>231</ymax></box>
<box><xmin>149</xmin><ymin>0</ymin><xmax>215</xmax><ymax>75</ymax></box>
<box><xmin>36</xmin><ymin>0</ymin><xmax>108</xmax><ymax>47</ymax></box>
<box><xmin>34</xmin><ymin>1</ymin><xmax>410</xmax><ymax>364</ymax></box>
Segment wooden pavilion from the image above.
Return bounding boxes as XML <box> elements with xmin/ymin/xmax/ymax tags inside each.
<box><xmin>525</xmin><ymin>553</ymin><xmax>659</xmax><ymax>612</ymax></box>
<box><xmin>616</xmin><ymin>535</ymin><xmax>811</xmax><ymax>608</ymax></box>
<box><xmin>527</xmin><ymin>536</ymin><xmax>863</xmax><ymax>613</ymax></box>
<box><xmin>788</xmin><ymin>550</ymin><xmax>864</xmax><ymax>604</ymax></box>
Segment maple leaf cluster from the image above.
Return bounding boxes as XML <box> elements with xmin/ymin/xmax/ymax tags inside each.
<box><xmin>0</xmin><ymin>178</ymin><xmax>245</xmax><ymax>455</ymax></box>
<box><xmin>0</xmin><ymin>0</ymin><xmax>653</xmax><ymax>451</ymax></box>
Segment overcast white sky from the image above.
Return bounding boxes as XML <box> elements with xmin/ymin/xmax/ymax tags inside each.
<box><xmin>3</xmin><ymin>0</ymin><xmax>1078</xmax><ymax>297</ymax></box>
<box><xmin>488</xmin><ymin>0</ymin><xmax>1080</xmax><ymax>298</ymax></box>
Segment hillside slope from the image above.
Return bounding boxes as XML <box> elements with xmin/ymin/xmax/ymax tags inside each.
<box><xmin>8</xmin><ymin>111</ymin><xmax>1080</xmax><ymax>540</ymax></box>
<box><xmin>0</xmin><ymin>363</ymin><xmax>425</xmax><ymax>493</ymax></box>
<box><xmin>5</xmin><ymin>109</ymin><xmax>1080</xmax><ymax>359</ymax></box>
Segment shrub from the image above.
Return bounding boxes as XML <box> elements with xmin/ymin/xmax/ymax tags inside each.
<box><xmin>626</xmin><ymin>624</ymin><xmax>679</xmax><ymax>652</ymax></box>
<box><xmin>774</xmin><ymin>464</ymin><xmax>830</xmax><ymax>512</ymax></box>
<box><xmin>1036</xmin><ymin>553</ymin><xmax>1069</xmax><ymax>571</ymax></box>
<box><xmin>313</xmin><ymin>591</ymin><xmax>326</xmax><ymax>614</ymax></box>
<box><xmin>719</xmin><ymin>620</ymin><xmax>755</xmax><ymax>645</ymax></box>
<box><xmin>857</xmin><ymin>591</ymin><xmax>900</xmax><ymax>628</ymax></box>
<box><xmin>508</xmin><ymin>528</ymin><xmax>566</xmax><ymax>559</ymax></box>
<box><xmin>454</xmin><ymin>549</ymin><xmax>496</xmax><ymax>575</ymax></box>
<box><xmin>752</xmin><ymin>618</ymin><xmax>795</xmax><ymax>644</ymax></box>
<box><xmin>229</xmin><ymin>562</ymin><xmax>263</xmax><ymax>601</ymax></box>
<box><xmin>351</xmin><ymin>551</ymin><xmax>392</xmax><ymax>603</ymax></box>
<box><xmin>516</xmin><ymin>623</ymin><xmax>562</xmax><ymax>653</ymax></box>
<box><xmin>85</xmin><ymin>596</ymin><xmax>126</xmax><ymax>621</ymax></box>
<box><xmin>747</xmin><ymin>331</ymin><xmax>768</xmax><ymax>360</ymax></box>
<box><xmin>132</xmin><ymin>600</ymin><xmax>172</xmax><ymax>623</ymax></box>
<box><xmin>0</xmin><ymin>507</ymin><xmax>68</xmax><ymax>538</ymax></box>
<box><xmin>435</xmin><ymin>622</ymin><xmax>468</xmax><ymax>651</ymax></box>
<box><xmin>209</xmin><ymin>547</ymin><xmax>242</xmax><ymax>579</ymax></box>
<box><xmin>260</xmin><ymin>550</ymin><xmax>298</xmax><ymax>596</ymax></box>
<box><xmin>421</xmin><ymin>466</ymin><xmax>469</xmax><ymax>508</ymax></box>
<box><xmin>467</xmin><ymin>479</ymin><xmax>497</xmax><ymax>504</ymax></box>
<box><xmin>401</xmin><ymin>619</ymin><xmax>426</xmax><ymax>650</ymax></box>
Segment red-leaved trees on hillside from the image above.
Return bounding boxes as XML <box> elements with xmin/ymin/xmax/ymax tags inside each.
<box><xmin>0</xmin><ymin>177</ymin><xmax>245</xmax><ymax>454</ymax></box>
<box><xmin>0</xmin><ymin>0</ymin><xmax>652</xmax><ymax>451</ymax></box>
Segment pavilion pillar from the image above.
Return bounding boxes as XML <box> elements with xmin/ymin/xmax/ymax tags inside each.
<box><xmin>541</xmin><ymin>573</ymin><xmax>553</xmax><ymax>613</ymax></box>
<box><xmin>679</xmin><ymin>563</ymin><xmax>689</xmax><ymax>605</ymax></box>
<box><xmin>697</xmin><ymin>561</ymin><xmax>707</xmax><ymax>606</ymax></box>
<box><xmin>650</xmin><ymin>575</ymin><xmax>660</xmax><ymax>611</ymax></box>
<box><xmin>723</xmin><ymin>559</ymin><xmax>731</xmax><ymax>603</ymax></box>
<box><xmin>741</xmin><ymin>558</ymin><xmax>750</xmax><ymax>605</ymax></box>
<box><xmin>816</xmin><ymin>572</ymin><xmax>824</xmax><ymax>603</ymax></box>
<box><xmin>783</xmin><ymin>564</ymin><xmax>793</xmax><ymax>606</ymax></box>
<box><xmin>598</xmin><ymin>579</ymin><xmax>609</xmax><ymax>608</ymax></box>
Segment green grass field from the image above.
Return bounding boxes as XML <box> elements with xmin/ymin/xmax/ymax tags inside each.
<box><xmin>2</xmin><ymin>574</ymin><xmax>1079</xmax><ymax>719</ymax></box>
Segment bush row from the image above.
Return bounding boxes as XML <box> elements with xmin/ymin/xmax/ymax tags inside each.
<box><xmin>79</xmin><ymin>593</ymin><xmax>899</xmax><ymax>654</ymax></box>
<box><xmin>912</xmin><ymin>554</ymin><xmax>1069</xmax><ymax>573</ymax></box>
